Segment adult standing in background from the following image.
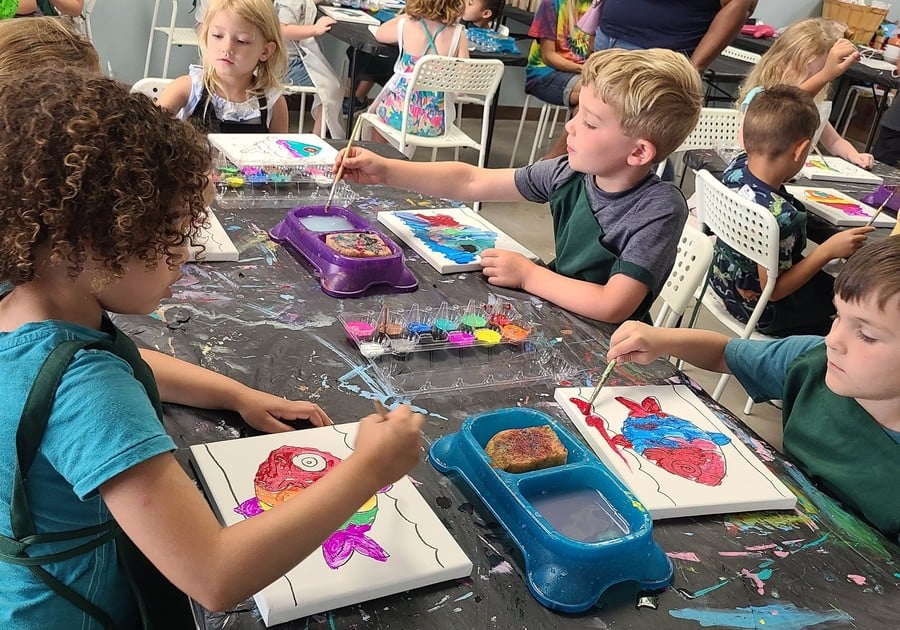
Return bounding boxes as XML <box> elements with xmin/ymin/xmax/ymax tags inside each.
<box><xmin>16</xmin><ymin>0</ymin><xmax>83</xmax><ymax>17</ymax></box>
<box><xmin>544</xmin><ymin>0</ymin><xmax>756</xmax><ymax>158</ymax></box>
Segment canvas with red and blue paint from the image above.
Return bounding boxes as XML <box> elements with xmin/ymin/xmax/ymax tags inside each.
<box><xmin>554</xmin><ymin>385</ymin><xmax>796</xmax><ymax>519</ymax></box>
<box><xmin>190</xmin><ymin>424</ymin><xmax>471</xmax><ymax>626</ymax></box>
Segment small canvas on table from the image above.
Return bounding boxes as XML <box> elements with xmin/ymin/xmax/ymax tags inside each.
<box><xmin>798</xmin><ymin>156</ymin><xmax>883</xmax><ymax>185</ymax></box>
<box><xmin>785</xmin><ymin>185</ymin><xmax>895</xmax><ymax>228</ymax></box>
<box><xmin>320</xmin><ymin>6</ymin><xmax>380</xmax><ymax>25</ymax></box>
<box><xmin>190</xmin><ymin>424</ymin><xmax>471</xmax><ymax>626</ymax></box>
<box><xmin>554</xmin><ymin>385</ymin><xmax>796</xmax><ymax>520</ymax></box>
<box><xmin>208</xmin><ymin>133</ymin><xmax>338</xmax><ymax>168</ymax></box>
<box><xmin>188</xmin><ymin>209</ymin><xmax>238</xmax><ymax>262</ymax></box>
<box><xmin>377</xmin><ymin>207</ymin><xmax>539</xmax><ymax>273</ymax></box>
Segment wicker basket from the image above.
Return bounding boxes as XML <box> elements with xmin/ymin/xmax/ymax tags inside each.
<box><xmin>822</xmin><ymin>0</ymin><xmax>890</xmax><ymax>45</ymax></box>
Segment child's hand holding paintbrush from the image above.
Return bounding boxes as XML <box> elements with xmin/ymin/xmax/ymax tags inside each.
<box><xmin>354</xmin><ymin>402</ymin><xmax>426</xmax><ymax>485</ymax></box>
<box><xmin>333</xmin><ymin>145</ymin><xmax>391</xmax><ymax>186</ymax></box>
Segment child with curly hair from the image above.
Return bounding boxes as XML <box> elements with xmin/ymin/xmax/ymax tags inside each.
<box><xmin>369</xmin><ymin>0</ymin><xmax>470</xmax><ymax>142</ymax></box>
<box><xmin>0</xmin><ymin>67</ymin><xmax>424</xmax><ymax>628</ymax></box>
<box><xmin>158</xmin><ymin>0</ymin><xmax>290</xmax><ymax>133</ymax></box>
<box><xmin>0</xmin><ymin>15</ymin><xmax>98</xmax><ymax>75</ymax></box>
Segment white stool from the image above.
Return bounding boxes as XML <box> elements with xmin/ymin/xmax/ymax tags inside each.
<box><xmin>509</xmin><ymin>94</ymin><xmax>569</xmax><ymax>167</ymax></box>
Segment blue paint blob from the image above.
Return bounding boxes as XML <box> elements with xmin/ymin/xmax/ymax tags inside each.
<box><xmin>669</xmin><ymin>603</ymin><xmax>853</xmax><ymax>629</ymax></box>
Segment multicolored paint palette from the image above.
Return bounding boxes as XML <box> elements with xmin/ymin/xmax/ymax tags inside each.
<box><xmin>339</xmin><ymin>299</ymin><xmax>534</xmax><ymax>359</ymax></box>
<box><xmin>377</xmin><ymin>207</ymin><xmax>539</xmax><ymax>273</ymax></box>
<box><xmin>785</xmin><ymin>185</ymin><xmax>895</xmax><ymax>227</ymax></box>
<box><xmin>190</xmin><ymin>423</ymin><xmax>471</xmax><ymax>626</ymax></box>
<box><xmin>554</xmin><ymin>385</ymin><xmax>796</xmax><ymax>519</ymax></box>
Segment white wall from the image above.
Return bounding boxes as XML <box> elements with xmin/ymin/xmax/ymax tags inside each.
<box><xmin>754</xmin><ymin>0</ymin><xmax>900</xmax><ymax>28</ymax></box>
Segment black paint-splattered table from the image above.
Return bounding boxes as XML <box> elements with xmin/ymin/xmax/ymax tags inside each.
<box><xmin>114</xmin><ymin>183</ymin><xmax>899</xmax><ymax>630</ymax></box>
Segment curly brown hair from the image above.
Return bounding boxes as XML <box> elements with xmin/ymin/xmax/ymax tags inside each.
<box><xmin>0</xmin><ymin>67</ymin><xmax>211</xmax><ymax>286</ymax></box>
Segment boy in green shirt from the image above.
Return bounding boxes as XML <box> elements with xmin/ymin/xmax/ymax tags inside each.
<box><xmin>607</xmin><ymin>237</ymin><xmax>900</xmax><ymax>540</ymax></box>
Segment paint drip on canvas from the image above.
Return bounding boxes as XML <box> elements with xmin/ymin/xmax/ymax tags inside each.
<box><xmin>394</xmin><ymin>211</ymin><xmax>497</xmax><ymax>264</ymax></box>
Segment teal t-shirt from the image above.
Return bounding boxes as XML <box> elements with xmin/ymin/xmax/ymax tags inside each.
<box><xmin>0</xmin><ymin>319</ymin><xmax>175</xmax><ymax>629</ymax></box>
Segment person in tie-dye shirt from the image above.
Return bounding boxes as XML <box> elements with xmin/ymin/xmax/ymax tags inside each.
<box><xmin>524</xmin><ymin>0</ymin><xmax>592</xmax><ymax>111</ymax></box>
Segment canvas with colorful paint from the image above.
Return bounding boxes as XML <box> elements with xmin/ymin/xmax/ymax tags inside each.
<box><xmin>208</xmin><ymin>133</ymin><xmax>338</xmax><ymax>168</ymax></box>
<box><xmin>189</xmin><ymin>424</ymin><xmax>472</xmax><ymax>626</ymax></box>
<box><xmin>798</xmin><ymin>156</ymin><xmax>883</xmax><ymax>185</ymax></box>
<box><xmin>784</xmin><ymin>185</ymin><xmax>895</xmax><ymax>228</ymax></box>
<box><xmin>553</xmin><ymin>385</ymin><xmax>796</xmax><ymax>519</ymax></box>
<box><xmin>188</xmin><ymin>209</ymin><xmax>239</xmax><ymax>262</ymax></box>
<box><xmin>320</xmin><ymin>6</ymin><xmax>380</xmax><ymax>25</ymax></box>
<box><xmin>377</xmin><ymin>207</ymin><xmax>539</xmax><ymax>273</ymax></box>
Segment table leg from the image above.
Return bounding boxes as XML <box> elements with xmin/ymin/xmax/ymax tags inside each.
<box><xmin>865</xmin><ymin>86</ymin><xmax>892</xmax><ymax>153</ymax></box>
<box><xmin>484</xmin><ymin>78</ymin><xmax>502</xmax><ymax>166</ymax></box>
<box><xmin>347</xmin><ymin>46</ymin><xmax>360</xmax><ymax>135</ymax></box>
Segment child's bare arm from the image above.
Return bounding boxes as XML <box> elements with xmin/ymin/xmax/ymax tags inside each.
<box><xmin>100</xmin><ymin>406</ymin><xmax>423</xmax><ymax>612</ymax></box>
<box><xmin>539</xmin><ymin>39</ymin><xmax>584</xmax><ymax>74</ymax></box>
<box><xmin>799</xmin><ymin>38</ymin><xmax>858</xmax><ymax>95</ymax></box>
<box><xmin>480</xmin><ymin>253</ymin><xmax>648</xmax><ymax>323</ymax></box>
<box><xmin>607</xmin><ymin>320</ymin><xmax>731</xmax><ymax>373</ymax></box>
<box><xmin>819</xmin><ymin>123</ymin><xmax>874</xmax><ymax>169</ymax></box>
<box><xmin>760</xmin><ymin>226</ymin><xmax>872</xmax><ymax>301</ymax></box>
<box><xmin>281</xmin><ymin>16</ymin><xmax>335</xmax><ymax>41</ymax></box>
<box><xmin>336</xmin><ymin>147</ymin><xmax>524</xmax><ymax>202</ymax></box>
<box><xmin>268</xmin><ymin>95</ymin><xmax>289</xmax><ymax>134</ymax></box>
<box><xmin>156</xmin><ymin>75</ymin><xmax>193</xmax><ymax>115</ymax></box>
<box><xmin>375</xmin><ymin>16</ymin><xmax>401</xmax><ymax>43</ymax></box>
<box><xmin>139</xmin><ymin>349</ymin><xmax>332</xmax><ymax>431</ymax></box>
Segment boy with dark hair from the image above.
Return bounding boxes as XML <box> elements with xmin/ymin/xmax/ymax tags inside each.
<box><xmin>711</xmin><ymin>85</ymin><xmax>872</xmax><ymax>336</ymax></box>
<box><xmin>608</xmin><ymin>236</ymin><xmax>900</xmax><ymax>540</ymax></box>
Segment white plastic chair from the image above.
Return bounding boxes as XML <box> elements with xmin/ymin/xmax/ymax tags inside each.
<box><xmin>673</xmin><ymin>106</ymin><xmax>743</xmax><ymax>186</ymax></box>
<box><xmin>693</xmin><ymin>170</ymin><xmax>780</xmax><ymax>410</ymax></box>
<box><xmin>354</xmin><ymin>55</ymin><xmax>505</xmax><ymax>210</ymax></box>
<box><xmin>283</xmin><ymin>85</ymin><xmax>330</xmax><ymax>136</ymax></box>
<box><xmin>509</xmin><ymin>94</ymin><xmax>569</xmax><ymax>167</ymax></box>
<box><xmin>131</xmin><ymin>77</ymin><xmax>174</xmax><ymax>104</ymax></box>
<box><xmin>653</xmin><ymin>223</ymin><xmax>715</xmax><ymax>328</ymax></box>
<box><xmin>144</xmin><ymin>0</ymin><xmax>200</xmax><ymax>79</ymax></box>
<box><xmin>76</xmin><ymin>0</ymin><xmax>96</xmax><ymax>42</ymax></box>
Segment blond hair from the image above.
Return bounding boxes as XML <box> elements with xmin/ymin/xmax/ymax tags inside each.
<box><xmin>404</xmin><ymin>0</ymin><xmax>465</xmax><ymax>24</ymax></box>
<box><xmin>0</xmin><ymin>17</ymin><xmax>99</xmax><ymax>77</ymax></box>
<box><xmin>739</xmin><ymin>18</ymin><xmax>845</xmax><ymax>104</ymax></box>
<box><xmin>198</xmin><ymin>0</ymin><xmax>287</xmax><ymax>100</ymax></box>
<box><xmin>743</xmin><ymin>85</ymin><xmax>819</xmax><ymax>158</ymax></box>
<box><xmin>582</xmin><ymin>48</ymin><xmax>703</xmax><ymax>160</ymax></box>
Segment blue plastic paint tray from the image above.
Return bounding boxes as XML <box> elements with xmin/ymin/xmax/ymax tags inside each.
<box><xmin>429</xmin><ymin>408</ymin><xmax>672</xmax><ymax>612</ymax></box>
<box><xmin>270</xmin><ymin>205</ymin><xmax>417</xmax><ymax>298</ymax></box>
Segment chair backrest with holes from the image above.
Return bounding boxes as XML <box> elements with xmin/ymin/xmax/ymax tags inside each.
<box><xmin>694</xmin><ymin>169</ymin><xmax>781</xmax><ymax>334</ymax></box>
<box><xmin>677</xmin><ymin>107</ymin><xmax>742</xmax><ymax>152</ymax></box>
<box><xmin>653</xmin><ymin>223</ymin><xmax>715</xmax><ymax>328</ymax></box>
<box><xmin>131</xmin><ymin>77</ymin><xmax>174</xmax><ymax>104</ymax></box>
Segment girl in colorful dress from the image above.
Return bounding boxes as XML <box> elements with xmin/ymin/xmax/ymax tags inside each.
<box><xmin>369</xmin><ymin>0</ymin><xmax>469</xmax><ymax>148</ymax></box>
<box><xmin>158</xmin><ymin>0</ymin><xmax>289</xmax><ymax>133</ymax></box>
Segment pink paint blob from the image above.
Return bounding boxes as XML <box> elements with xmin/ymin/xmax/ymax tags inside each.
<box><xmin>666</xmin><ymin>551</ymin><xmax>701</xmax><ymax>563</ymax></box>
<box><xmin>847</xmin><ymin>574</ymin><xmax>867</xmax><ymax>585</ymax></box>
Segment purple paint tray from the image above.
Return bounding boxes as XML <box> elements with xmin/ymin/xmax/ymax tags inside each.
<box><xmin>270</xmin><ymin>205</ymin><xmax>417</xmax><ymax>298</ymax></box>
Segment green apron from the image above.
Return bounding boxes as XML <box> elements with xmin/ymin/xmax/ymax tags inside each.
<box><xmin>548</xmin><ymin>173</ymin><xmax>656</xmax><ymax>321</ymax></box>
<box><xmin>783</xmin><ymin>345</ymin><xmax>900</xmax><ymax>538</ymax></box>
<box><xmin>0</xmin><ymin>318</ymin><xmax>192</xmax><ymax>628</ymax></box>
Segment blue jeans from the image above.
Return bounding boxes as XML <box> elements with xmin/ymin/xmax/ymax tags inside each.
<box><xmin>594</xmin><ymin>31</ymin><xmax>645</xmax><ymax>52</ymax></box>
<box><xmin>286</xmin><ymin>55</ymin><xmax>313</xmax><ymax>87</ymax></box>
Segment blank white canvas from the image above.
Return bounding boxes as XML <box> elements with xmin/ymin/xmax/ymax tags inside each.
<box><xmin>799</xmin><ymin>156</ymin><xmax>883</xmax><ymax>185</ymax></box>
<box><xmin>785</xmin><ymin>185</ymin><xmax>895</xmax><ymax>228</ymax></box>
<box><xmin>377</xmin><ymin>207</ymin><xmax>539</xmax><ymax>274</ymax></box>
<box><xmin>554</xmin><ymin>385</ymin><xmax>796</xmax><ymax>520</ymax></box>
<box><xmin>208</xmin><ymin>134</ymin><xmax>338</xmax><ymax>168</ymax></box>
<box><xmin>190</xmin><ymin>424</ymin><xmax>472</xmax><ymax>626</ymax></box>
<box><xmin>189</xmin><ymin>209</ymin><xmax>239</xmax><ymax>262</ymax></box>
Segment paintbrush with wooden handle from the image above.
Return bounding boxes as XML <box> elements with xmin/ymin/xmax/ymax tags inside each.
<box><xmin>866</xmin><ymin>186</ymin><xmax>898</xmax><ymax>227</ymax></box>
<box><xmin>324</xmin><ymin>115</ymin><xmax>365</xmax><ymax>213</ymax></box>
<box><xmin>586</xmin><ymin>359</ymin><xmax>617</xmax><ymax>412</ymax></box>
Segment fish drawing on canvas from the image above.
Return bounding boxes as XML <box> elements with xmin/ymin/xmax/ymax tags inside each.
<box><xmin>395</xmin><ymin>212</ymin><xmax>497</xmax><ymax>264</ymax></box>
<box><xmin>571</xmin><ymin>396</ymin><xmax>732</xmax><ymax>486</ymax></box>
<box><xmin>234</xmin><ymin>446</ymin><xmax>390</xmax><ymax>569</ymax></box>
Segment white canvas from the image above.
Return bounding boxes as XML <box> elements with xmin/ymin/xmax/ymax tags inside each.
<box><xmin>189</xmin><ymin>209</ymin><xmax>239</xmax><ymax>262</ymax></box>
<box><xmin>798</xmin><ymin>156</ymin><xmax>883</xmax><ymax>185</ymax></box>
<box><xmin>320</xmin><ymin>6</ymin><xmax>380</xmax><ymax>25</ymax></box>
<box><xmin>554</xmin><ymin>385</ymin><xmax>796</xmax><ymax>520</ymax></box>
<box><xmin>785</xmin><ymin>185</ymin><xmax>895</xmax><ymax>228</ymax></box>
<box><xmin>208</xmin><ymin>134</ymin><xmax>338</xmax><ymax>168</ymax></box>
<box><xmin>377</xmin><ymin>207</ymin><xmax>539</xmax><ymax>273</ymax></box>
<box><xmin>190</xmin><ymin>424</ymin><xmax>472</xmax><ymax>626</ymax></box>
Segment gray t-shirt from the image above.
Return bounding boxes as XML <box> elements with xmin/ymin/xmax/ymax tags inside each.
<box><xmin>514</xmin><ymin>156</ymin><xmax>688</xmax><ymax>289</ymax></box>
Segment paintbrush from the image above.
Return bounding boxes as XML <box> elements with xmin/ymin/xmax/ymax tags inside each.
<box><xmin>811</xmin><ymin>145</ymin><xmax>838</xmax><ymax>172</ymax></box>
<box><xmin>865</xmin><ymin>187</ymin><xmax>897</xmax><ymax>227</ymax></box>
<box><xmin>324</xmin><ymin>115</ymin><xmax>365</xmax><ymax>213</ymax></box>
<box><xmin>586</xmin><ymin>359</ymin><xmax>618</xmax><ymax>411</ymax></box>
<box><xmin>373</xmin><ymin>400</ymin><xmax>389</xmax><ymax>417</ymax></box>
